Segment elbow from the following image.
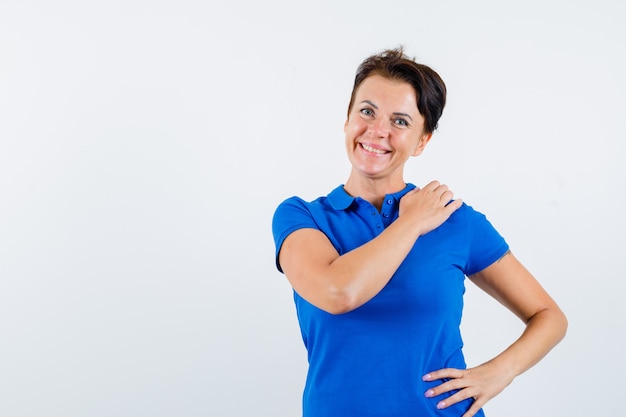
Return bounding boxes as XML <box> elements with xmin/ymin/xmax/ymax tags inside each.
<box><xmin>549</xmin><ymin>303</ymin><xmax>568</xmax><ymax>342</ymax></box>
<box><xmin>557</xmin><ymin>308</ymin><xmax>569</xmax><ymax>341</ymax></box>
<box><xmin>322</xmin><ymin>287</ymin><xmax>361</xmax><ymax>315</ymax></box>
<box><xmin>528</xmin><ymin>305</ymin><xmax>569</xmax><ymax>343</ymax></box>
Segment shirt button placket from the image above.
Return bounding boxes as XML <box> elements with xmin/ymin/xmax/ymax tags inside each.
<box><xmin>381</xmin><ymin>199</ymin><xmax>393</xmax><ymax>222</ymax></box>
<box><xmin>370</xmin><ymin>209</ymin><xmax>382</xmax><ymax>232</ymax></box>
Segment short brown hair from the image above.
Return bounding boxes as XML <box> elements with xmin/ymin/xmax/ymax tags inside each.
<box><xmin>347</xmin><ymin>48</ymin><xmax>447</xmax><ymax>134</ymax></box>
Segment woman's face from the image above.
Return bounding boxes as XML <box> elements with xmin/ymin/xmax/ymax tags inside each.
<box><xmin>344</xmin><ymin>75</ymin><xmax>431</xmax><ymax>183</ymax></box>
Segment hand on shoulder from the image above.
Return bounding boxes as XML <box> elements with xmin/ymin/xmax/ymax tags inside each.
<box><xmin>399</xmin><ymin>180</ymin><xmax>463</xmax><ymax>236</ymax></box>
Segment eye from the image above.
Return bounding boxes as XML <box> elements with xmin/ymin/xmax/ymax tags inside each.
<box><xmin>360</xmin><ymin>107</ymin><xmax>374</xmax><ymax>117</ymax></box>
<box><xmin>394</xmin><ymin>118</ymin><xmax>409</xmax><ymax>127</ymax></box>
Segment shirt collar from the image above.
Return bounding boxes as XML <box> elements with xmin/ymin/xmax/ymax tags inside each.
<box><xmin>327</xmin><ymin>183</ymin><xmax>417</xmax><ymax>211</ymax></box>
<box><xmin>390</xmin><ymin>183</ymin><xmax>417</xmax><ymax>201</ymax></box>
<box><xmin>327</xmin><ymin>185</ymin><xmax>355</xmax><ymax>210</ymax></box>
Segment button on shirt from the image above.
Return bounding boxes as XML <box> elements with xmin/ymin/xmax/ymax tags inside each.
<box><xmin>272</xmin><ymin>184</ymin><xmax>509</xmax><ymax>417</ymax></box>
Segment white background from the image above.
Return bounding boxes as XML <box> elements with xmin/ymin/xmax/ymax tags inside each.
<box><xmin>1</xmin><ymin>1</ymin><xmax>624</xmax><ymax>416</ymax></box>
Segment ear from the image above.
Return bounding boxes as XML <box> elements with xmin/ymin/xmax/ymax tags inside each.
<box><xmin>411</xmin><ymin>132</ymin><xmax>432</xmax><ymax>157</ymax></box>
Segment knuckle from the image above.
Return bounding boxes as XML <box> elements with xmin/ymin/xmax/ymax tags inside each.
<box><xmin>450</xmin><ymin>379</ymin><xmax>461</xmax><ymax>389</ymax></box>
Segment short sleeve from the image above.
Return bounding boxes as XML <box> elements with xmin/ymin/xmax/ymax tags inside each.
<box><xmin>463</xmin><ymin>205</ymin><xmax>510</xmax><ymax>276</ymax></box>
<box><xmin>272</xmin><ymin>197</ymin><xmax>319</xmax><ymax>273</ymax></box>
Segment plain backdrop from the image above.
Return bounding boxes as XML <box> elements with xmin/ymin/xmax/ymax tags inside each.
<box><xmin>1</xmin><ymin>1</ymin><xmax>624</xmax><ymax>416</ymax></box>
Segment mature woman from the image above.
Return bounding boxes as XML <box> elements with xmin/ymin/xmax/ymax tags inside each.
<box><xmin>272</xmin><ymin>48</ymin><xmax>567</xmax><ymax>417</ymax></box>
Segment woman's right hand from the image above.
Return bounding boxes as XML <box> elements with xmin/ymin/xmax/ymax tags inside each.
<box><xmin>399</xmin><ymin>181</ymin><xmax>463</xmax><ymax>237</ymax></box>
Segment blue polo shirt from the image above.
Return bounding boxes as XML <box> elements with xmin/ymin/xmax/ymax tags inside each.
<box><xmin>272</xmin><ymin>184</ymin><xmax>509</xmax><ymax>417</ymax></box>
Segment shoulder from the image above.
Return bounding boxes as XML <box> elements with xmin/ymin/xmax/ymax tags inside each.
<box><xmin>273</xmin><ymin>194</ymin><xmax>326</xmax><ymax>220</ymax></box>
<box><xmin>271</xmin><ymin>191</ymin><xmax>339</xmax><ymax>271</ymax></box>
<box><xmin>444</xmin><ymin>202</ymin><xmax>505</xmax><ymax>243</ymax></box>
<box><xmin>455</xmin><ymin>202</ymin><xmax>509</xmax><ymax>275</ymax></box>
<box><xmin>272</xmin><ymin>190</ymin><xmax>336</xmax><ymax>243</ymax></box>
<box><xmin>273</xmin><ymin>185</ymin><xmax>346</xmax><ymax>220</ymax></box>
<box><xmin>273</xmin><ymin>196</ymin><xmax>314</xmax><ymax>229</ymax></box>
<box><xmin>445</xmin><ymin>201</ymin><xmax>488</xmax><ymax>227</ymax></box>
<box><xmin>274</xmin><ymin>195</ymin><xmax>311</xmax><ymax>213</ymax></box>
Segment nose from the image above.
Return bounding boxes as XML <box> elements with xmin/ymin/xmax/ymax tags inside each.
<box><xmin>369</xmin><ymin>118</ymin><xmax>390</xmax><ymax>138</ymax></box>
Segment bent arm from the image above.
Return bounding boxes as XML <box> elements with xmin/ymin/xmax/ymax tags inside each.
<box><xmin>423</xmin><ymin>251</ymin><xmax>568</xmax><ymax>416</ymax></box>
<box><xmin>280</xmin><ymin>216</ymin><xmax>421</xmax><ymax>314</ymax></box>
<box><xmin>469</xmin><ymin>252</ymin><xmax>568</xmax><ymax>376</ymax></box>
<box><xmin>278</xmin><ymin>182</ymin><xmax>462</xmax><ymax>314</ymax></box>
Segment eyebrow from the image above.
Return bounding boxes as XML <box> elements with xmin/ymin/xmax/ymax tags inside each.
<box><xmin>360</xmin><ymin>100</ymin><xmax>414</xmax><ymax>121</ymax></box>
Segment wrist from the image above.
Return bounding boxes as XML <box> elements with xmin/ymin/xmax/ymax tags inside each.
<box><xmin>393</xmin><ymin>214</ymin><xmax>425</xmax><ymax>239</ymax></box>
<box><xmin>487</xmin><ymin>355</ymin><xmax>522</xmax><ymax>382</ymax></box>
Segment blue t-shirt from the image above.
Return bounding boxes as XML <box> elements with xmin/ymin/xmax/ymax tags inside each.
<box><xmin>272</xmin><ymin>184</ymin><xmax>509</xmax><ymax>417</ymax></box>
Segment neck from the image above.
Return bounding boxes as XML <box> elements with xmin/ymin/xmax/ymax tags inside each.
<box><xmin>343</xmin><ymin>173</ymin><xmax>406</xmax><ymax>210</ymax></box>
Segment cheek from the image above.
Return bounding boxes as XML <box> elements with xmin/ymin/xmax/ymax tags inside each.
<box><xmin>345</xmin><ymin>119</ymin><xmax>366</xmax><ymax>138</ymax></box>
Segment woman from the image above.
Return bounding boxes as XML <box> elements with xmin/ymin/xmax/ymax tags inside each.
<box><xmin>272</xmin><ymin>48</ymin><xmax>567</xmax><ymax>417</ymax></box>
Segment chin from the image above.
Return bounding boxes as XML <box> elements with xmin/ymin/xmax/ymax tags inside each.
<box><xmin>355</xmin><ymin>167</ymin><xmax>387</xmax><ymax>179</ymax></box>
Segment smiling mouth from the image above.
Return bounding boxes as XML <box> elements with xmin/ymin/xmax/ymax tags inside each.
<box><xmin>360</xmin><ymin>143</ymin><xmax>388</xmax><ymax>155</ymax></box>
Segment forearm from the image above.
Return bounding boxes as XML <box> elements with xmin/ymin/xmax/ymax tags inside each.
<box><xmin>487</xmin><ymin>306</ymin><xmax>568</xmax><ymax>378</ymax></box>
<box><xmin>324</xmin><ymin>215</ymin><xmax>422</xmax><ymax>312</ymax></box>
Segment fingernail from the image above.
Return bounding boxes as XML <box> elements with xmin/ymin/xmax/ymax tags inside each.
<box><xmin>437</xmin><ymin>401</ymin><xmax>445</xmax><ymax>409</ymax></box>
<box><xmin>424</xmin><ymin>389</ymin><xmax>434</xmax><ymax>398</ymax></box>
<box><xmin>422</xmin><ymin>374</ymin><xmax>431</xmax><ymax>381</ymax></box>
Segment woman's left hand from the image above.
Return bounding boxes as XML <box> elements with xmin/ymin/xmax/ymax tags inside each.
<box><xmin>422</xmin><ymin>360</ymin><xmax>516</xmax><ymax>417</ymax></box>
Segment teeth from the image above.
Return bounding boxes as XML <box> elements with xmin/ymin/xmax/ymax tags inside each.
<box><xmin>361</xmin><ymin>143</ymin><xmax>387</xmax><ymax>154</ymax></box>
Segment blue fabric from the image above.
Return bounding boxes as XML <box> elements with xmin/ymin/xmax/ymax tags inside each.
<box><xmin>272</xmin><ymin>184</ymin><xmax>509</xmax><ymax>417</ymax></box>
